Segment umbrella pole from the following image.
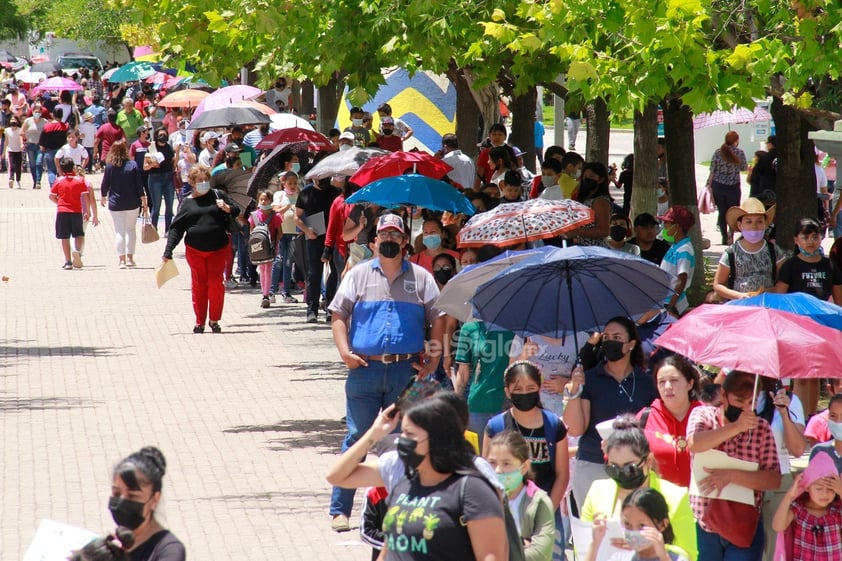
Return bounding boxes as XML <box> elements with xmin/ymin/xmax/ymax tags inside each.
<box><xmin>567</xmin><ymin>265</ymin><xmax>581</xmax><ymax>364</ymax></box>
<box><xmin>747</xmin><ymin>373</ymin><xmax>760</xmax><ymax>443</ymax></box>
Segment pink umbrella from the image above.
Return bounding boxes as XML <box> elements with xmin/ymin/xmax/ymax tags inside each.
<box><xmin>30</xmin><ymin>76</ymin><xmax>83</xmax><ymax>97</ymax></box>
<box><xmin>145</xmin><ymin>72</ymin><xmax>180</xmax><ymax>89</ymax></box>
<box><xmin>692</xmin><ymin>106</ymin><xmax>772</xmax><ymax>130</ymax></box>
<box><xmin>654</xmin><ymin>304</ymin><xmax>842</xmax><ymax>379</ymax></box>
<box><xmin>192</xmin><ymin>85</ymin><xmax>263</xmax><ymax>119</ymax></box>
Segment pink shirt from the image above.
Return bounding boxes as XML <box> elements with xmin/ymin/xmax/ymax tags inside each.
<box><xmin>806</xmin><ymin>410</ymin><xmax>831</xmax><ymax>444</ymax></box>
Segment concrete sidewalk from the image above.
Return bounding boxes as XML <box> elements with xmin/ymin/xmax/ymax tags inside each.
<box><xmin>0</xmin><ymin>174</ymin><xmax>366</xmax><ymax>560</ymax></box>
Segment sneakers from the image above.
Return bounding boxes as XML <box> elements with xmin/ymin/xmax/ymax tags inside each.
<box><xmin>306</xmin><ymin>312</ymin><xmax>317</xmax><ymax>323</ymax></box>
<box><xmin>261</xmin><ymin>296</ymin><xmax>270</xmax><ymax>308</ymax></box>
<box><xmin>331</xmin><ymin>514</ymin><xmax>351</xmax><ymax>533</ymax></box>
<box><xmin>223</xmin><ymin>279</ymin><xmax>236</xmax><ymax>289</ymax></box>
<box><xmin>193</xmin><ymin>324</ymin><xmax>205</xmax><ymax>334</ymax></box>
<box><xmin>119</xmin><ymin>261</ymin><xmax>127</xmax><ymax>269</ymax></box>
<box><xmin>283</xmin><ymin>294</ymin><xmax>298</xmax><ymax>304</ymax></box>
<box><xmin>62</xmin><ymin>261</ymin><xmax>73</xmax><ymax>270</ymax></box>
<box><xmin>71</xmin><ymin>251</ymin><xmax>83</xmax><ymax>269</ymax></box>
<box><xmin>325</xmin><ymin>312</ymin><xmax>332</xmax><ymax>323</ymax></box>
<box><xmin>126</xmin><ymin>258</ymin><xmax>136</xmax><ymax>268</ymax></box>
<box><xmin>209</xmin><ymin>322</ymin><xmax>222</xmax><ymax>333</ymax></box>
<box><xmin>268</xmin><ymin>293</ymin><xmax>276</xmax><ymax>304</ymax></box>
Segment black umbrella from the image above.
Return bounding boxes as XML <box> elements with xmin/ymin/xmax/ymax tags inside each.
<box><xmin>0</xmin><ymin>51</ymin><xmax>18</xmax><ymax>63</ymax></box>
<box><xmin>30</xmin><ymin>61</ymin><xmax>63</xmax><ymax>73</ymax></box>
<box><xmin>209</xmin><ymin>168</ymin><xmax>255</xmax><ymax>212</ymax></box>
<box><xmin>187</xmin><ymin>106</ymin><xmax>270</xmax><ymax>130</ymax></box>
<box><xmin>246</xmin><ymin>141</ymin><xmax>310</xmax><ymax>198</ymax></box>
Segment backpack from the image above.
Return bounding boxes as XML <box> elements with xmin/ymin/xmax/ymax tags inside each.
<box><xmin>249</xmin><ymin>210</ymin><xmax>275</xmax><ymax>264</ymax></box>
<box><xmin>725</xmin><ymin>241</ymin><xmax>777</xmax><ymax>289</ymax></box>
<box><xmin>486</xmin><ymin>409</ymin><xmax>562</xmax><ymax>463</ymax></box>
<box><xmin>458</xmin><ymin>474</ymin><xmax>526</xmax><ymax>561</ymax></box>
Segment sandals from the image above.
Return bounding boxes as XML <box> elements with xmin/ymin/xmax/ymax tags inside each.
<box><xmin>193</xmin><ymin>325</ymin><xmax>205</xmax><ymax>334</ymax></box>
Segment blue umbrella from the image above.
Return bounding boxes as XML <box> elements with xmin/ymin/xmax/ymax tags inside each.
<box><xmin>726</xmin><ymin>292</ymin><xmax>842</xmax><ymax>330</ymax></box>
<box><xmin>470</xmin><ymin>246</ymin><xmax>675</xmax><ymax>351</ymax></box>
<box><xmin>345</xmin><ymin>173</ymin><xmax>476</xmax><ymax>215</ymax></box>
<box><xmin>107</xmin><ymin>61</ymin><xmax>157</xmax><ymax>83</ymax></box>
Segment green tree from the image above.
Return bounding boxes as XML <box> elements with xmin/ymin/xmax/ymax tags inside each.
<box><xmin>2</xmin><ymin>0</ymin><xmax>30</xmax><ymax>40</ymax></box>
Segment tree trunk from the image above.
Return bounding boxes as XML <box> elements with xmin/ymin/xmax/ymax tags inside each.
<box><xmin>508</xmin><ymin>87</ymin><xmax>537</xmax><ymax>172</ymax></box>
<box><xmin>301</xmin><ymin>79</ymin><xmax>315</xmax><ymax>115</ymax></box>
<box><xmin>771</xmin><ymin>97</ymin><xmax>816</xmax><ymax>253</ymax></box>
<box><xmin>317</xmin><ymin>73</ymin><xmax>345</xmax><ymax>134</ymax></box>
<box><xmin>632</xmin><ymin>103</ymin><xmax>659</xmax><ymax>218</ymax></box>
<box><xmin>585</xmin><ymin>97</ymin><xmax>609</xmax><ymax>163</ymax></box>
<box><xmin>663</xmin><ymin>96</ymin><xmax>706</xmax><ymax>300</ymax></box>
<box><xmin>446</xmin><ymin>64</ymin><xmax>499</xmax><ymax>159</ymax></box>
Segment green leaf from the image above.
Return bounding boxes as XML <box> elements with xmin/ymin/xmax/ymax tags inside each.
<box><xmin>567</xmin><ymin>60</ymin><xmax>598</xmax><ymax>82</ymax></box>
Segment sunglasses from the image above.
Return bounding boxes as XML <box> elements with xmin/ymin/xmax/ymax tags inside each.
<box><xmin>604</xmin><ymin>457</ymin><xmax>647</xmax><ymax>480</ymax></box>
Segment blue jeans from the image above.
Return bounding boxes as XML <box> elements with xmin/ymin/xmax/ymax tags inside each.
<box><xmin>148</xmin><ymin>172</ymin><xmax>175</xmax><ymax>232</ymax></box>
<box><xmin>696</xmin><ymin>519</ymin><xmax>764</xmax><ymax>561</ymax></box>
<box><xmin>271</xmin><ymin>234</ymin><xmax>296</xmax><ymax>295</ymax></box>
<box><xmin>329</xmin><ymin>360</ymin><xmax>416</xmax><ymax>517</ymax></box>
<box><xmin>305</xmin><ymin>235</ymin><xmax>337</xmax><ymax>316</ymax></box>
<box><xmin>231</xmin><ymin>223</ymin><xmax>252</xmax><ymax>280</ymax></box>
<box><xmin>26</xmin><ymin>143</ymin><xmax>42</xmax><ymax>185</ymax></box>
<box><xmin>44</xmin><ymin>148</ymin><xmax>58</xmax><ymax>187</ymax></box>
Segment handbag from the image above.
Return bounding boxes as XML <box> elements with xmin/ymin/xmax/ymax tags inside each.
<box><xmin>698</xmin><ymin>186</ymin><xmax>716</xmax><ymax>214</ymax></box>
<box><xmin>701</xmin><ymin>498</ymin><xmax>760</xmax><ymax>548</ymax></box>
<box><xmin>141</xmin><ymin>212</ymin><xmax>159</xmax><ymax>243</ymax></box>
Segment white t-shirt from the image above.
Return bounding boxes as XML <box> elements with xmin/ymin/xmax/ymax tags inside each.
<box><xmin>3</xmin><ymin>127</ymin><xmax>23</xmax><ymax>152</ymax></box>
<box><xmin>511</xmin><ymin>332</ymin><xmax>588</xmax><ymax>415</ymax></box>
<box><xmin>56</xmin><ymin>144</ymin><xmax>88</xmax><ymax>165</ymax></box>
<box><xmin>754</xmin><ymin>392</ymin><xmax>804</xmax><ymax>474</ymax></box>
<box><xmin>538</xmin><ymin>184</ymin><xmax>563</xmax><ymax>201</ymax></box>
<box><xmin>78</xmin><ymin>122</ymin><xmax>97</xmax><ymax>148</ymax></box>
<box><xmin>442</xmin><ymin>150</ymin><xmax>476</xmax><ymax>191</ymax></box>
<box><xmin>816</xmin><ymin>163</ymin><xmax>828</xmax><ymax>194</ymax></box>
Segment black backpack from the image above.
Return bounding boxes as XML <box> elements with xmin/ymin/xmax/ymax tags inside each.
<box><xmin>248</xmin><ymin>211</ymin><xmax>275</xmax><ymax>264</ymax></box>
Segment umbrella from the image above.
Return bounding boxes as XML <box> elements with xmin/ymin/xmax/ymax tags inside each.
<box><xmin>246</xmin><ymin>141</ymin><xmax>310</xmax><ymax>197</ymax></box>
<box><xmin>31</xmin><ymin>77</ymin><xmax>83</xmax><ymax>95</ymax></box>
<box><xmin>145</xmin><ymin>71</ymin><xmax>180</xmax><ymax>89</ymax></box>
<box><xmin>346</xmin><ymin>174</ymin><xmax>476</xmax><ymax>215</ymax></box>
<box><xmin>305</xmin><ymin>146</ymin><xmax>389</xmax><ymax>180</ymax></box>
<box><xmin>457</xmin><ymin>198</ymin><xmax>594</xmax><ymax>248</ymax></box>
<box><xmin>725</xmin><ymin>292</ymin><xmax>842</xmax><ymax>331</ymax></box>
<box><xmin>187</xmin><ymin>106</ymin><xmax>270</xmax><ymax>130</ymax></box>
<box><xmin>435</xmin><ymin>248</ymin><xmax>551</xmax><ymax>322</ymax></box>
<box><xmin>269</xmin><ymin>113</ymin><xmax>314</xmax><ymax>132</ymax></box>
<box><xmin>692</xmin><ymin>106</ymin><xmax>772</xmax><ymax>130</ymax></box>
<box><xmin>349</xmin><ymin>151</ymin><xmax>453</xmax><ymax>187</ymax></box>
<box><xmin>0</xmin><ymin>50</ymin><xmax>18</xmax><ymax>64</ymax></box>
<box><xmin>654</xmin><ymin>304</ymin><xmax>842</xmax><ymax>379</ymax></box>
<box><xmin>107</xmin><ymin>61</ymin><xmax>157</xmax><ymax>83</ymax></box>
<box><xmin>238</xmin><ymin>100</ymin><xmax>276</xmax><ymax>116</ymax></box>
<box><xmin>192</xmin><ymin>85</ymin><xmax>263</xmax><ymax>118</ymax></box>
<box><xmin>210</xmin><ymin>167</ymin><xmax>255</xmax><ymax>211</ymax></box>
<box><xmin>30</xmin><ymin>61</ymin><xmax>63</xmax><ymax>74</ymax></box>
<box><xmin>157</xmin><ymin>89</ymin><xmax>209</xmax><ymax>108</ymax></box>
<box><xmin>255</xmin><ymin>127</ymin><xmax>333</xmax><ymax>152</ymax></box>
<box><xmin>15</xmin><ymin>69</ymin><xmax>46</xmax><ymax>84</ymax></box>
<box><xmin>471</xmin><ymin>246</ymin><xmax>676</xmax><ymax>353</ymax></box>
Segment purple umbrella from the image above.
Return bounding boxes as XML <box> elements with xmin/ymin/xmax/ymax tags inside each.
<box><xmin>192</xmin><ymin>85</ymin><xmax>263</xmax><ymax>119</ymax></box>
<box><xmin>693</xmin><ymin>106</ymin><xmax>771</xmax><ymax>129</ymax></box>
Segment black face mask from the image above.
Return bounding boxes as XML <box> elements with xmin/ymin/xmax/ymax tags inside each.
<box><xmin>397</xmin><ymin>437</ymin><xmax>425</xmax><ymax>469</ymax></box>
<box><xmin>601</xmin><ymin>339</ymin><xmax>627</xmax><ymax>362</ymax></box>
<box><xmin>211</xmin><ymin>140</ymin><xmax>220</xmax><ymax>150</ymax></box>
<box><xmin>382</xmin><ymin>128</ymin><xmax>394</xmax><ymax>136</ymax></box>
<box><xmin>433</xmin><ymin>268</ymin><xmax>453</xmax><ymax>285</ymax></box>
<box><xmin>609</xmin><ymin>225</ymin><xmax>628</xmax><ymax>242</ymax></box>
<box><xmin>605</xmin><ymin>458</ymin><xmax>648</xmax><ymax>490</ymax></box>
<box><xmin>580</xmin><ymin>178</ymin><xmax>600</xmax><ymax>198</ymax></box>
<box><xmin>108</xmin><ymin>496</ymin><xmax>147</xmax><ymax>529</ymax></box>
<box><xmin>510</xmin><ymin>391</ymin><xmax>540</xmax><ymax>411</ymax></box>
<box><xmin>724</xmin><ymin>404</ymin><xmax>743</xmax><ymax>423</ymax></box>
<box><xmin>379</xmin><ymin>240</ymin><xmax>401</xmax><ymax>259</ymax></box>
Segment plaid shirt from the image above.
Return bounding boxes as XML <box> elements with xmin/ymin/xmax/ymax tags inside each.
<box><xmin>687</xmin><ymin>405</ymin><xmax>779</xmax><ymax>530</ymax></box>
<box><xmin>790</xmin><ymin>499</ymin><xmax>842</xmax><ymax>561</ymax></box>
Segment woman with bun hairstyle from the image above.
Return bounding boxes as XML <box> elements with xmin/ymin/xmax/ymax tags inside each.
<box><xmin>109</xmin><ymin>447</ymin><xmax>185</xmax><ymax>561</ymax></box>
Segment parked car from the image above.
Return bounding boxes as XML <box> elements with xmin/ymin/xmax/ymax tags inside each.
<box><xmin>56</xmin><ymin>52</ymin><xmax>103</xmax><ymax>73</ymax></box>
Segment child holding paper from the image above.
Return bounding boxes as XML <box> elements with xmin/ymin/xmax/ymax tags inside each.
<box><xmin>771</xmin><ymin>452</ymin><xmax>842</xmax><ymax>561</ymax></box>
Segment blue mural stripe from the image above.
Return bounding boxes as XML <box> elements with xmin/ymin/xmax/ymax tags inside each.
<box><xmin>343</xmin><ymin>70</ymin><xmax>457</xmax><ymax>122</ymax></box>
<box><xmin>399</xmin><ymin>114</ymin><xmax>452</xmax><ymax>153</ymax></box>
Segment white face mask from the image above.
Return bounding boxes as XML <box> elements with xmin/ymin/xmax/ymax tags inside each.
<box><xmin>195</xmin><ymin>181</ymin><xmax>211</xmax><ymax>195</ymax></box>
<box><xmin>352</xmin><ymin>118</ymin><xmax>363</xmax><ymax>127</ymax></box>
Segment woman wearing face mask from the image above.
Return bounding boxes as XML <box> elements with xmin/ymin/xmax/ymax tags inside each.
<box><xmin>270</xmin><ymin>171</ymin><xmax>301</xmax><ymax>303</ymax></box>
<box><xmin>566</xmin><ymin>162</ymin><xmax>612</xmax><ymax>246</ymax></box>
<box><xmin>22</xmin><ymin>108</ymin><xmax>46</xmax><ymax>188</ymax></box>
<box><xmin>564</xmin><ymin>317</ymin><xmax>658</xmax><ymax>514</ymax></box>
<box><xmin>145</xmin><ymin>129</ymin><xmax>176</xmax><ymax>234</ymax></box>
<box><xmin>809</xmin><ymin>393</ymin><xmax>842</xmax><ymax>471</ymax></box>
<box><xmin>162</xmin><ymin>165</ymin><xmax>239</xmax><ymax>333</ymax></box>
<box><xmin>411</xmin><ymin>217</ymin><xmax>460</xmax><ymax>273</ymax></box>
<box><xmin>484</xmin><ymin>361</ymin><xmax>569</xmax><ymax>561</ymax></box>
<box><xmin>108</xmin><ymin>446</ymin><xmax>185</xmax><ymax>561</ymax></box>
<box><xmin>431</xmin><ymin>253</ymin><xmax>457</xmax><ymax>289</ymax></box>
<box><xmin>100</xmin><ymin>141</ymin><xmax>147</xmax><ymax>268</ymax></box>
<box><xmin>581</xmin><ymin>415</ymin><xmax>697</xmax><ymax>561</ymax></box>
<box><xmin>4</xmin><ymin>117</ymin><xmax>24</xmax><ymax>189</ymax></box>
<box><xmin>707</xmin><ymin>131</ymin><xmax>748</xmax><ymax>245</ymax></box>
<box><xmin>687</xmin><ymin>370</ymin><xmax>781</xmax><ymax>561</ymax></box>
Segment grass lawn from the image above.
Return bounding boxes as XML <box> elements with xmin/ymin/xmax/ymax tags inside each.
<box><xmin>540</xmin><ymin>105</ymin><xmax>633</xmax><ymax>129</ymax></box>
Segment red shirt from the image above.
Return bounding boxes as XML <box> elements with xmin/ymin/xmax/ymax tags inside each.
<box><xmin>638</xmin><ymin>398</ymin><xmax>703</xmax><ymax>488</ymax></box>
<box><xmin>95</xmin><ymin>123</ymin><xmax>127</xmax><ymax>159</ymax></box>
<box><xmin>51</xmin><ymin>175</ymin><xmax>89</xmax><ymax>214</ymax></box>
<box><xmin>378</xmin><ymin>134</ymin><xmax>403</xmax><ymax>153</ymax></box>
<box><xmin>477</xmin><ymin>147</ymin><xmax>492</xmax><ymax>184</ymax></box>
<box><xmin>324</xmin><ymin>195</ymin><xmax>350</xmax><ymax>258</ymax></box>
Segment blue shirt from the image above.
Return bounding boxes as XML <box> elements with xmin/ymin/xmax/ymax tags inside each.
<box><xmin>660</xmin><ymin>237</ymin><xmax>695</xmax><ymax>313</ymax></box>
<box><xmin>578</xmin><ymin>364</ymin><xmax>658</xmax><ymax>463</ymax></box>
<box><xmin>534</xmin><ymin>120</ymin><xmax>545</xmax><ymax>148</ymax></box>
<box><xmin>329</xmin><ymin>258</ymin><xmax>441</xmax><ymax>356</ymax></box>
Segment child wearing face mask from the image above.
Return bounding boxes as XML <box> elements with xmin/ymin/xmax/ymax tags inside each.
<box><xmin>249</xmin><ymin>190</ymin><xmax>283</xmax><ymax>308</ymax></box>
<box><xmin>607</xmin><ymin>213</ymin><xmax>641</xmax><ymax>256</ymax></box>
<box><xmin>488</xmin><ymin>430</ymin><xmax>556</xmax><ymax>561</ymax></box>
<box><xmin>484</xmin><ymin>361</ymin><xmax>570</xmax><ymax>561</ymax></box>
<box><xmin>589</xmin><ymin>487</ymin><xmax>689</xmax><ymax>561</ymax></box>
<box><xmin>410</xmin><ymin>217</ymin><xmax>460</xmax><ymax>273</ymax></box>
<box><xmin>809</xmin><ymin>394</ymin><xmax>842</xmax><ymax>472</ymax></box>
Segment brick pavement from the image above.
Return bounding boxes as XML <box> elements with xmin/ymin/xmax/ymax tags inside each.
<box><xmin>0</xmin><ymin>172</ymin><xmax>368</xmax><ymax>560</ymax></box>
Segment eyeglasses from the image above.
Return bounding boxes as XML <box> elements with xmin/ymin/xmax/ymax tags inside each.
<box><xmin>604</xmin><ymin>457</ymin><xmax>647</xmax><ymax>480</ymax></box>
<box><xmin>377</xmin><ymin>231</ymin><xmax>403</xmax><ymax>241</ymax></box>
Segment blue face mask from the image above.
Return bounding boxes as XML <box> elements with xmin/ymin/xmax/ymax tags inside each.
<box><xmin>259</xmin><ymin>203</ymin><xmax>272</xmax><ymax>211</ymax></box>
<box><xmin>423</xmin><ymin>234</ymin><xmax>442</xmax><ymax>250</ymax></box>
<box><xmin>799</xmin><ymin>246</ymin><xmax>824</xmax><ymax>257</ymax></box>
<box><xmin>291</xmin><ymin>162</ymin><xmax>301</xmax><ymax>173</ymax></box>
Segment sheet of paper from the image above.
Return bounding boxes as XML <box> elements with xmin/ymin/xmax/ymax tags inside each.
<box><xmin>304</xmin><ymin>212</ymin><xmax>326</xmax><ymax>236</ymax></box>
<box><xmin>155</xmin><ymin>259</ymin><xmax>179</xmax><ymax>288</ymax></box>
<box><xmin>23</xmin><ymin>519</ymin><xmax>98</xmax><ymax>561</ymax></box>
<box><xmin>689</xmin><ymin>449</ymin><xmax>757</xmax><ymax>505</ymax></box>
<box><xmin>570</xmin><ymin>517</ymin><xmax>632</xmax><ymax>561</ymax></box>
<box><xmin>240</xmin><ymin>151</ymin><xmax>253</xmax><ymax>168</ymax></box>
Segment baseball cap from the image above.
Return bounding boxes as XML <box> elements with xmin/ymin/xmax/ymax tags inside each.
<box><xmin>224</xmin><ymin>143</ymin><xmax>242</xmax><ymax>153</ymax></box>
<box><xmin>136</xmin><ymin>125</ymin><xmax>148</xmax><ymax>135</ymax></box>
<box><xmin>512</xmin><ymin>146</ymin><xmax>526</xmax><ymax>158</ymax></box>
<box><xmin>633</xmin><ymin>213</ymin><xmax>659</xmax><ymax>228</ymax></box>
<box><xmin>201</xmin><ymin>131</ymin><xmax>219</xmax><ymax>143</ymax></box>
<box><xmin>657</xmin><ymin>206</ymin><xmax>695</xmax><ymax>232</ymax></box>
<box><xmin>376</xmin><ymin>214</ymin><xmax>405</xmax><ymax>234</ymax></box>
<box><xmin>339</xmin><ymin>131</ymin><xmax>355</xmax><ymax>142</ymax></box>
<box><xmin>381</xmin><ymin>116</ymin><xmax>394</xmax><ymax>125</ymax></box>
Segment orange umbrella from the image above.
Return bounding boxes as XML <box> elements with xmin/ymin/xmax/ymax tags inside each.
<box><xmin>158</xmin><ymin>89</ymin><xmax>210</xmax><ymax>108</ymax></box>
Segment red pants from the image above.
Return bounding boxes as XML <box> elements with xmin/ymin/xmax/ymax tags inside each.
<box><xmin>185</xmin><ymin>243</ymin><xmax>229</xmax><ymax>325</ymax></box>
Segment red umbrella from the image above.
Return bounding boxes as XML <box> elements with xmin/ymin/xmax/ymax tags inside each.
<box><xmin>350</xmin><ymin>151</ymin><xmax>452</xmax><ymax>187</ymax></box>
<box><xmin>254</xmin><ymin>127</ymin><xmax>334</xmax><ymax>152</ymax></box>
<box><xmin>654</xmin><ymin>304</ymin><xmax>842</xmax><ymax>379</ymax></box>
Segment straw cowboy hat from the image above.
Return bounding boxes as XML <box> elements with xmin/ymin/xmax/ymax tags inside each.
<box><xmin>726</xmin><ymin>197</ymin><xmax>776</xmax><ymax>232</ymax></box>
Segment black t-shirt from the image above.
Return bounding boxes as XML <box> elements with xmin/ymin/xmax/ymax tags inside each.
<box><xmin>163</xmin><ymin>191</ymin><xmax>240</xmax><ymax>257</ymax></box>
<box><xmin>296</xmin><ymin>184</ymin><xmax>341</xmax><ymax>234</ymax></box>
<box><xmin>384</xmin><ymin>473</ymin><xmax>503</xmax><ymax>561</ymax></box>
<box><xmin>629</xmin><ymin>237</ymin><xmax>671</xmax><ymax>265</ymax></box>
<box><xmin>149</xmin><ymin>142</ymin><xmax>175</xmax><ymax>174</ymax></box>
<box><xmin>778</xmin><ymin>256</ymin><xmax>842</xmax><ymax>301</ymax></box>
<box><xmin>130</xmin><ymin>530</ymin><xmax>185</xmax><ymax>561</ymax></box>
